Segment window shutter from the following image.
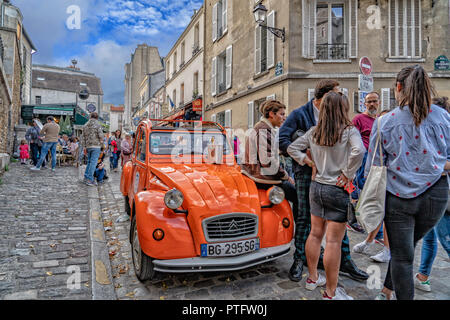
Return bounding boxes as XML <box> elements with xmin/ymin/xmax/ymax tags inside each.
<box><xmin>398</xmin><ymin>0</ymin><xmax>405</xmax><ymax>57</ymax></box>
<box><xmin>225</xmin><ymin>109</ymin><xmax>232</xmax><ymax>128</ymax></box>
<box><xmin>308</xmin><ymin>88</ymin><xmax>315</xmax><ymax>101</ymax></box>
<box><xmin>267</xmin><ymin>94</ymin><xmax>276</xmax><ymax>101</ymax></box>
<box><xmin>267</xmin><ymin>11</ymin><xmax>275</xmax><ymax>69</ymax></box>
<box><xmin>255</xmin><ymin>25</ymin><xmax>261</xmax><ymax>74</ymax></box>
<box><xmin>413</xmin><ymin>0</ymin><xmax>421</xmax><ymax>57</ymax></box>
<box><xmin>222</xmin><ymin>0</ymin><xmax>228</xmax><ymax>34</ymax></box>
<box><xmin>248</xmin><ymin>101</ymin><xmax>254</xmax><ymax>129</ymax></box>
<box><xmin>211</xmin><ymin>114</ymin><xmax>216</xmax><ymax>123</ymax></box>
<box><xmin>226</xmin><ymin>45</ymin><xmax>233</xmax><ymax>89</ymax></box>
<box><xmin>381</xmin><ymin>88</ymin><xmax>391</xmax><ymax>111</ymax></box>
<box><xmin>348</xmin><ymin>0</ymin><xmax>358</xmax><ymax>58</ymax></box>
<box><xmin>211</xmin><ymin>57</ymin><xmax>217</xmax><ymax>96</ymax></box>
<box><xmin>212</xmin><ymin>3</ymin><xmax>218</xmax><ymax>42</ymax></box>
<box><xmin>302</xmin><ymin>0</ymin><xmax>316</xmax><ymax>58</ymax></box>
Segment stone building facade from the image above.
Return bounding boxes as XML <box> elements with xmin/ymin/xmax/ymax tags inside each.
<box><xmin>0</xmin><ymin>58</ymin><xmax>12</xmax><ymax>154</ymax></box>
<box><xmin>0</xmin><ymin>0</ymin><xmax>35</xmax><ymax>154</ymax></box>
<box><xmin>164</xmin><ymin>6</ymin><xmax>204</xmax><ymax>121</ymax></box>
<box><xmin>203</xmin><ymin>0</ymin><xmax>450</xmax><ymax>133</ymax></box>
<box><xmin>124</xmin><ymin>44</ymin><xmax>164</xmax><ymax>131</ymax></box>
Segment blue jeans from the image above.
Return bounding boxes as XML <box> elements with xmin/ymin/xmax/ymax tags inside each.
<box><xmin>383</xmin><ymin>176</ymin><xmax>448</xmax><ymax>299</ymax></box>
<box><xmin>36</xmin><ymin>142</ymin><xmax>57</xmax><ymax>169</ymax></box>
<box><xmin>94</xmin><ymin>168</ymin><xmax>105</xmax><ymax>182</ymax></box>
<box><xmin>84</xmin><ymin>148</ymin><xmax>101</xmax><ymax>182</ymax></box>
<box><xmin>111</xmin><ymin>152</ymin><xmax>119</xmax><ymax>169</ymax></box>
<box><xmin>418</xmin><ymin>212</ymin><xmax>450</xmax><ymax>276</ymax></box>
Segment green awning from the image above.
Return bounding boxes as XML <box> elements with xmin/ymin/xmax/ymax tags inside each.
<box><xmin>33</xmin><ymin>106</ymin><xmax>74</xmax><ymax>116</ymax></box>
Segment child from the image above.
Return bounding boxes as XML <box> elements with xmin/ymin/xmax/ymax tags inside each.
<box><xmin>94</xmin><ymin>147</ymin><xmax>108</xmax><ymax>184</ymax></box>
<box><xmin>19</xmin><ymin>140</ymin><xmax>30</xmax><ymax>165</ymax></box>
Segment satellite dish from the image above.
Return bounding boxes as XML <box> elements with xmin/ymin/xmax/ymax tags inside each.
<box><xmin>79</xmin><ymin>88</ymin><xmax>89</xmax><ymax>100</ymax></box>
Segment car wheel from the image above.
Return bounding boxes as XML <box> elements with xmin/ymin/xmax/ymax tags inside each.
<box><xmin>125</xmin><ymin>196</ymin><xmax>131</xmax><ymax>216</ymax></box>
<box><xmin>130</xmin><ymin>215</ymin><xmax>155</xmax><ymax>281</ymax></box>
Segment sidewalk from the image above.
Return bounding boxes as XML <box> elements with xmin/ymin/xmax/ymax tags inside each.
<box><xmin>98</xmin><ymin>166</ymin><xmax>450</xmax><ymax>300</ymax></box>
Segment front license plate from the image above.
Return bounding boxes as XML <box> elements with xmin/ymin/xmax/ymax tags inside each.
<box><xmin>201</xmin><ymin>238</ymin><xmax>260</xmax><ymax>257</ymax></box>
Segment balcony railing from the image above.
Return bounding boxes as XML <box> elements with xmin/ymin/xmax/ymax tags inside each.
<box><xmin>192</xmin><ymin>44</ymin><xmax>200</xmax><ymax>55</ymax></box>
<box><xmin>316</xmin><ymin>43</ymin><xmax>348</xmax><ymax>60</ymax></box>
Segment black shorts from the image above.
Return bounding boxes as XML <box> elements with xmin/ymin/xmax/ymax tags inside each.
<box><xmin>309</xmin><ymin>181</ymin><xmax>349</xmax><ymax>223</ymax></box>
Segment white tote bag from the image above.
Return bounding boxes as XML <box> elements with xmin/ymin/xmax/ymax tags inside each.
<box><xmin>355</xmin><ymin>117</ymin><xmax>387</xmax><ymax>233</ymax></box>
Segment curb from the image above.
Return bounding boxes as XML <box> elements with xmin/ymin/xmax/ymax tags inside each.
<box><xmin>79</xmin><ymin>165</ymin><xmax>117</xmax><ymax>300</ymax></box>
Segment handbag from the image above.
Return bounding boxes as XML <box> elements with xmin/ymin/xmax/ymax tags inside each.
<box><xmin>355</xmin><ymin>117</ymin><xmax>387</xmax><ymax>233</ymax></box>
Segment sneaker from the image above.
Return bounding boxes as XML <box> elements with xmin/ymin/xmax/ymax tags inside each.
<box><xmin>84</xmin><ymin>180</ymin><xmax>97</xmax><ymax>187</ymax></box>
<box><xmin>352</xmin><ymin>240</ymin><xmax>375</xmax><ymax>255</ymax></box>
<box><xmin>51</xmin><ymin>168</ymin><xmax>56</xmax><ymax>172</ymax></box>
<box><xmin>375</xmin><ymin>291</ymin><xmax>396</xmax><ymax>300</ymax></box>
<box><xmin>414</xmin><ymin>274</ymin><xmax>431</xmax><ymax>292</ymax></box>
<box><xmin>323</xmin><ymin>287</ymin><xmax>354</xmax><ymax>300</ymax></box>
<box><xmin>305</xmin><ymin>273</ymin><xmax>326</xmax><ymax>291</ymax></box>
<box><xmin>370</xmin><ymin>247</ymin><xmax>391</xmax><ymax>263</ymax></box>
<box><xmin>30</xmin><ymin>166</ymin><xmax>41</xmax><ymax>171</ymax></box>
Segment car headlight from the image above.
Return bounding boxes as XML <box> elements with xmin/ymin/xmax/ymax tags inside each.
<box><xmin>164</xmin><ymin>189</ymin><xmax>184</xmax><ymax>210</ymax></box>
<box><xmin>268</xmin><ymin>186</ymin><xmax>285</xmax><ymax>205</ymax></box>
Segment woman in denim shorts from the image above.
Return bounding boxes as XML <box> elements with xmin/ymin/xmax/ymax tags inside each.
<box><xmin>288</xmin><ymin>92</ymin><xmax>365</xmax><ymax>300</ymax></box>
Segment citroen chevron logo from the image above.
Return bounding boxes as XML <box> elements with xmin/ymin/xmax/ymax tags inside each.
<box><xmin>228</xmin><ymin>220</ymin><xmax>239</xmax><ymax>231</ymax></box>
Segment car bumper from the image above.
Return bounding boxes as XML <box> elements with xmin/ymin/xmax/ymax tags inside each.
<box><xmin>152</xmin><ymin>242</ymin><xmax>291</xmax><ymax>273</ymax></box>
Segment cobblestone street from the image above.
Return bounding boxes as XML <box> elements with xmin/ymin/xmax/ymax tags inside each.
<box><xmin>0</xmin><ymin>163</ymin><xmax>449</xmax><ymax>300</ymax></box>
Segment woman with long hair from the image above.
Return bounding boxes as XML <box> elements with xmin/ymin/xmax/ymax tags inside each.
<box><xmin>288</xmin><ymin>92</ymin><xmax>365</xmax><ymax>300</ymax></box>
<box><xmin>366</xmin><ymin>65</ymin><xmax>450</xmax><ymax>300</ymax></box>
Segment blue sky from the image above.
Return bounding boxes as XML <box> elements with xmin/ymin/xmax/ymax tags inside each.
<box><xmin>14</xmin><ymin>0</ymin><xmax>203</xmax><ymax>104</ymax></box>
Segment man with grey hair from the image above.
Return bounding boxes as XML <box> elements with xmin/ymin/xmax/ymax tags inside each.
<box><xmin>81</xmin><ymin>112</ymin><xmax>104</xmax><ymax>186</ymax></box>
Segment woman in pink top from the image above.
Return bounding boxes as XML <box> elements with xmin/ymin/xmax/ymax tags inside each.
<box><xmin>121</xmin><ymin>133</ymin><xmax>133</xmax><ymax>166</ymax></box>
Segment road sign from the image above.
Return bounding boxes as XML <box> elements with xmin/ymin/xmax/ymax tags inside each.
<box><xmin>359</xmin><ymin>56</ymin><xmax>373</xmax><ymax>76</ymax></box>
<box><xmin>358</xmin><ymin>74</ymin><xmax>373</xmax><ymax>92</ymax></box>
<box><xmin>87</xmin><ymin>104</ymin><xmax>96</xmax><ymax>113</ymax></box>
<box><xmin>275</xmin><ymin>62</ymin><xmax>283</xmax><ymax>76</ymax></box>
<box><xmin>435</xmin><ymin>55</ymin><xmax>450</xmax><ymax>71</ymax></box>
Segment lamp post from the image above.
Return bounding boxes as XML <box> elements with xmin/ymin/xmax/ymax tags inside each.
<box><xmin>253</xmin><ymin>3</ymin><xmax>286</xmax><ymax>42</ymax></box>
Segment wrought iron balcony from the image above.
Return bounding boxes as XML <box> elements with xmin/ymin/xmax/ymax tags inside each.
<box><xmin>316</xmin><ymin>43</ymin><xmax>348</xmax><ymax>60</ymax></box>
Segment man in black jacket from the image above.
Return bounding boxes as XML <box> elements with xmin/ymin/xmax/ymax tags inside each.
<box><xmin>279</xmin><ymin>80</ymin><xmax>369</xmax><ymax>282</ymax></box>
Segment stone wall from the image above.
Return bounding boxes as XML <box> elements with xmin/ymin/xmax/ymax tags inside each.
<box><xmin>0</xmin><ymin>60</ymin><xmax>12</xmax><ymax>154</ymax></box>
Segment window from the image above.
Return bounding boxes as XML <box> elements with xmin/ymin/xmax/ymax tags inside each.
<box><xmin>180</xmin><ymin>83</ymin><xmax>185</xmax><ymax>106</ymax></box>
<box><xmin>302</xmin><ymin>0</ymin><xmax>357</xmax><ymax>60</ymax></box>
<box><xmin>193</xmin><ymin>23</ymin><xmax>200</xmax><ymax>53</ymax></box>
<box><xmin>35</xmin><ymin>96</ymin><xmax>42</xmax><ymax>105</ymax></box>
<box><xmin>255</xmin><ymin>11</ymin><xmax>275</xmax><ymax>74</ymax></box>
<box><xmin>248</xmin><ymin>95</ymin><xmax>276</xmax><ymax>128</ymax></box>
<box><xmin>212</xmin><ymin>0</ymin><xmax>228</xmax><ymax>42</ymax></box>
<box><xmin>211</xmin><ymin>45</ymin><xmax>232</xmax><ymax>96</ymax></box>
<box><xmin>193</xmin><ymin>72</ymin><xmax>199</xmax><ymax>97</ymax></box>
<box><xmin>172</xmin><ymin>89</ymin><xmax>177</xmax><ymax>107</ymax></box>
<box><xmin>173</xmin><ymin>51</ymin><xmax>177</xmax><ymax>74</ymax></box>
<box><xmin>216</xmin><ymin>111</ymin><xmax>226</xmax><ymax>127</ymax></box>
<box><xmin>138</xmin><ymin>130</ymin><xmax>147</xmax><ymax>162</ymax></box>
<box><xmin>166</xmin><ymin>60</ymin><xmax>171</xmax><ymax>80</ymax></box>
<box><xmin>37</xmin><ymin>77</ymin><xmax>45</xmax><ymax>81</ymax></box>
<box><xmin>388</xmin><ymin>0</ymin><xmax>421</xmax><ymax>59</ymax></box>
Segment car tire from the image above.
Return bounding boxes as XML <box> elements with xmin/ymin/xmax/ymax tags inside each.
<box><xmin>125</xmin><ymin>196</ymin><xmax>131</xmax><ymax>216</ymax></box>
<box><xmin>130</xmin><ymin>214</ymin><xmax>155</xmax><ymax>281</ymax></box>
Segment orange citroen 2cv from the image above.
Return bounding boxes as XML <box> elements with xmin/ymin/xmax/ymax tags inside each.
<box><xmin>120</xmin><ymin>119</ymin><xmax>294</xmax><ymax>280</ymax></box>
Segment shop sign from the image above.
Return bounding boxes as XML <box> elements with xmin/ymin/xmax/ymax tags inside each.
<box><xmin>193</xmin><ymin>99</ymin><xmax>203</xmax><ymax>112</ymax></box>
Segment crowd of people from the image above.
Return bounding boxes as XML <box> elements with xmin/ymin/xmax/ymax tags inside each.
<box><xmin>242</xmin><ymin>65</ymin><xmax>449</xmax><ymax>300</ymax></box>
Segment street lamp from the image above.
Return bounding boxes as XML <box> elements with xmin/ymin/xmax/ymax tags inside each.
<box><xmin>253</xmin><ymin>3</ymin><xmax>286</xmax><ymax>42</ymax></box>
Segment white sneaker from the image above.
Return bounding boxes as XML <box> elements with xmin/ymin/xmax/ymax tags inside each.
<box><xmin>375</xmin><ymin>291</ymin><xmax>396</xmax><ymax>300</ymax></box>
<box><xmin>370</xmin><ymin>247</ymin><xmax>391</xmax><ymax>263</ymax></box>
<box><xmin>414</xmin><ymin>273</ymin><xmax>431</xmax><ymax>292</ymax></box>
<box><xmin>30</xmin><ymin>166</ymin><xmax>41</xmax><ymax>171</ymax></box>
<box><xmin>352</xmin><ymin>240</ymin><xmax>375</xmax><ymax>255</ymax></box>
<box><xmin>323</xmin><ymin>287</ymin><xmax>354</xmax><ymax>300</ymax></box>
<box><xmin>305</xmin><ymin>273</ymin><xmax>326</xmax><ymax>291</ymax></box>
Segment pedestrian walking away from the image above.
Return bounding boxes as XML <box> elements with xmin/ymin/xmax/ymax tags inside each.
<box><xmin>288</xmin><ymin>91</ymin><xmax>365</xmax><ymax>300</ymax></box>
<box><xmin>81</xmin><ymin>112</ymin><xmax>105</xmax><ymax>186</ymax></box>
<box><xmin>30</xmin><ymin>116</ymin><xmax>60</xmax><ymax>172</ymax></box>
<box><xmin>366</xmin><ymin>65</ymin><xmax>450</xmax><ymax>300</ymax></box>
<box><xmin>279</xmin><ymin>79</ymin><xmax>369</xmax><ymax>283</ymax></box>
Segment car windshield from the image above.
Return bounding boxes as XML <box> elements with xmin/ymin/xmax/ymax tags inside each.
<box><xmin>150</xmin><ymin>131</ymin><xmax>232</xmax><ymax>155</ymax></box>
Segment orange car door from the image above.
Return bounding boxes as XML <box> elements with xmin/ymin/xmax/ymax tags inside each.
<box><xmin>130</xmin><ymin>126</ymin><xmax>148</xmax><ymax>201</ymax></box>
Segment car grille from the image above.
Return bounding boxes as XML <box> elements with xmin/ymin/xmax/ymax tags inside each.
<box><xmin>203</xmin><ymin>213</ymin><xmax>258</xmax><ymax>242</ymax></box>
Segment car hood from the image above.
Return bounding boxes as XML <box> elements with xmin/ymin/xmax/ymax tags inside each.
<box><xmin>150</xmin><ymin>163</ymin><xmax>260</xmax><ymax>217</ymax></box>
